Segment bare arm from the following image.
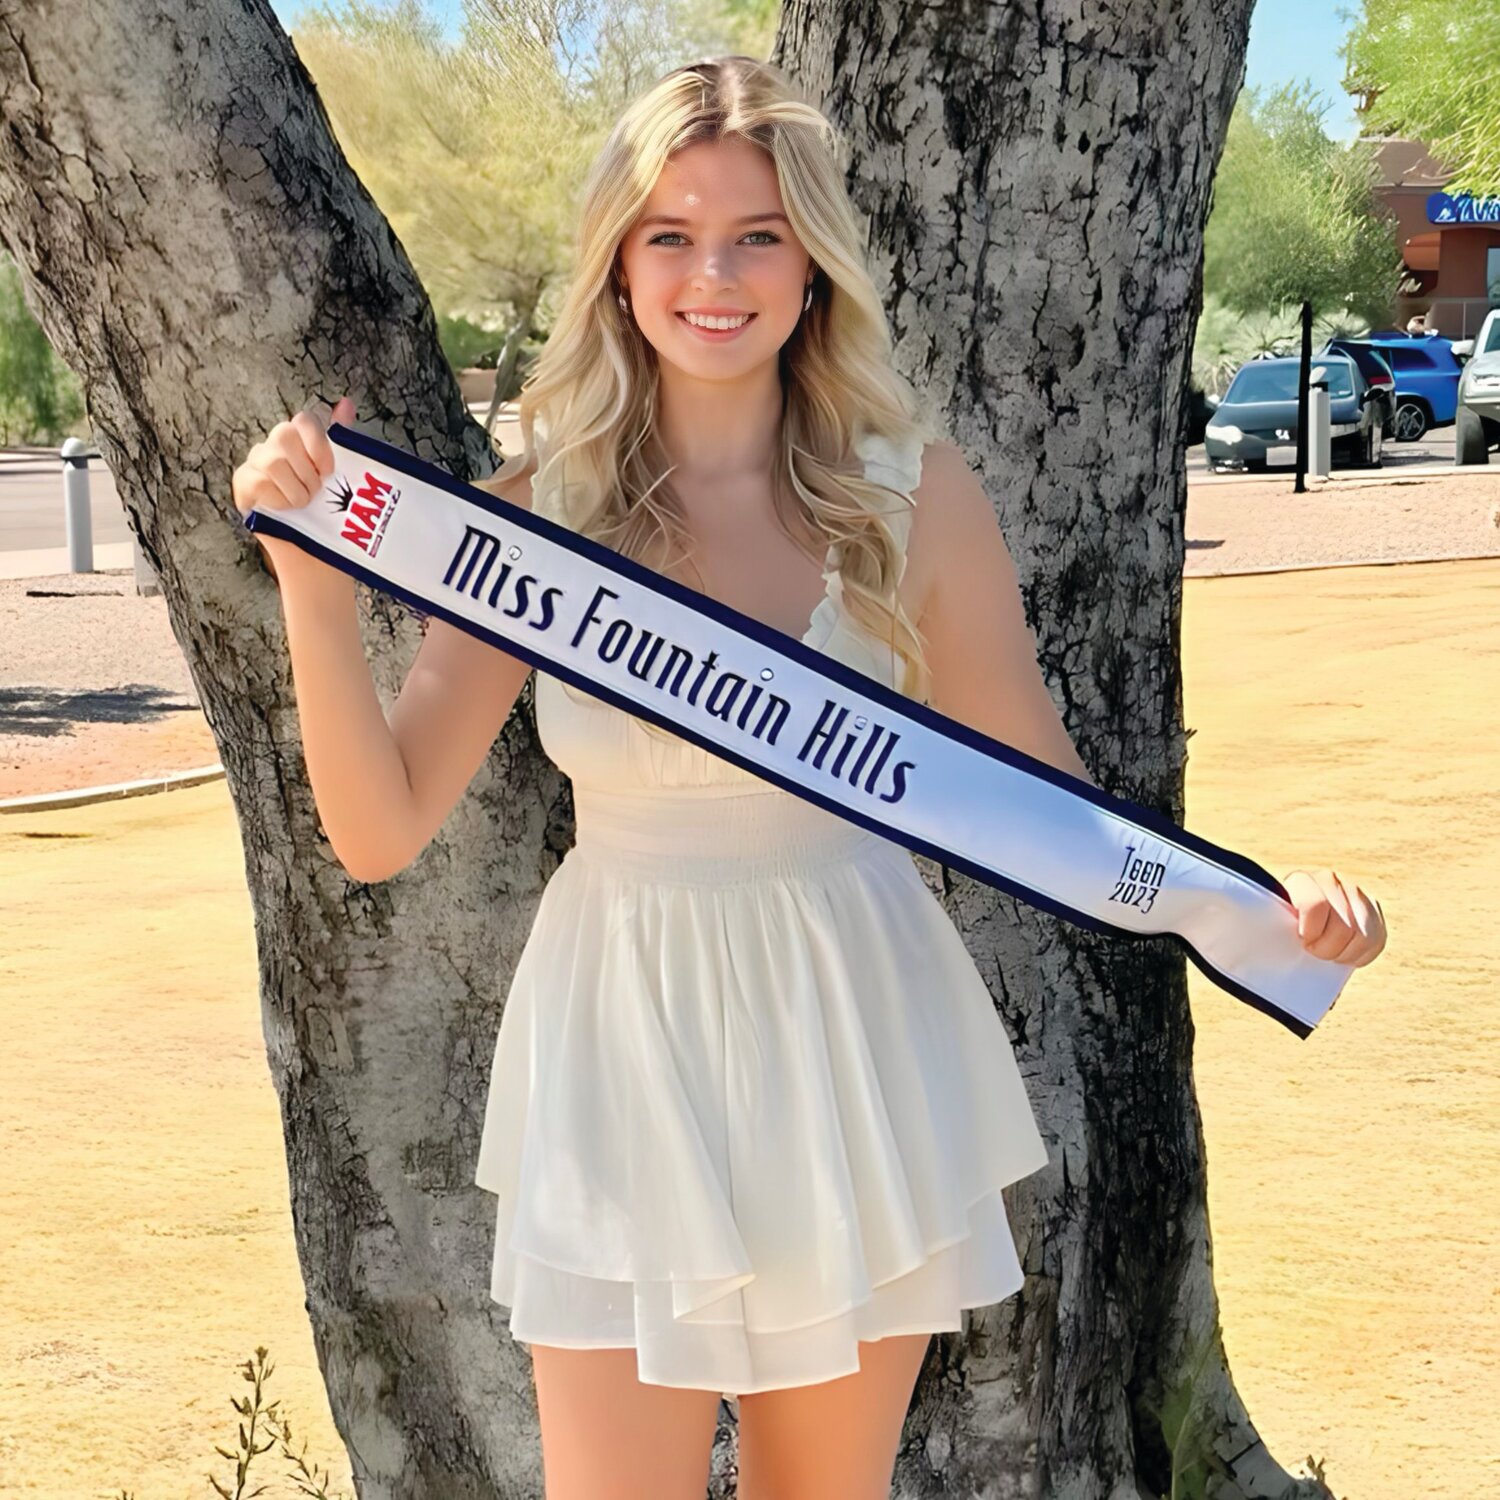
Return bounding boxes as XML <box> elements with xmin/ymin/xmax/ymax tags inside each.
<box><xmin>374</xmin><ymin>464</ymin><xmax>537</xmax><ymax>879</ymax></box>
<box><xmin>910</xmin><ymin>441</ymin><xmax>1097</xmax><ymax>787</ymax></box>
<box><xmin>244</xmin><ymin>425</ymin><xmax>537</xmax><ymax>882</ymax></box>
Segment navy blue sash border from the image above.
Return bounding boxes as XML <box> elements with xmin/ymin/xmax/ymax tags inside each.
<box><xmin>245</xmin><ymin>422</ymin><xmax>1312</xmax><ymax>1038</ymax></box>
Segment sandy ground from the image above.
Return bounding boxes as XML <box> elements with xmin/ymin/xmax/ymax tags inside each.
<box><xmin>1</xmin><ymin>469</ymin><xmax>1498</xmax><ymax>1497</ymax></box>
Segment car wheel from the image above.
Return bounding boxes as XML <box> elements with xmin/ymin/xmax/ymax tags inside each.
<box><xmin>1394</xmin><ymin>401</ymin><xmax>1428</xmax><ymax>442</ymax></box>
<box><xmin>1455</xmin><ymin>405</ymin><xmax>1490</xmax><ymax>465</ymax></box>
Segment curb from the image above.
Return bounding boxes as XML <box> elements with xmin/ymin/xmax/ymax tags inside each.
<box><xmin>1186</xmin><ymin>464</ymin><xmax>1471</xmax><ymax>491</ymax></box>
<box><xmin>0</xmin><ymin>763</ymin><xmax>226</xmax><ymax>816</ymax></box>
<box><xmin>1189</xmin><ymin>548</ymin><xmax>1500</xmax><ymax>580</ymax></box>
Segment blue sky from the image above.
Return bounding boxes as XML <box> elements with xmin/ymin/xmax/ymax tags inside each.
<box><xmin>1244</xmin><ymin>0</ymin><xmax>1364</xmax><ymax>141</ymax></box>
<box><xmin>269</xmin><ymin>0</ymin><xmax>1365</xmax><ymax>142</ymax></box>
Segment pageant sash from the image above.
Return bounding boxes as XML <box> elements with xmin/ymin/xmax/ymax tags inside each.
<box><xmin>244</xmin><ymin>423</ymin><xmax>1355</xmax><ymax>1037</ymax></box>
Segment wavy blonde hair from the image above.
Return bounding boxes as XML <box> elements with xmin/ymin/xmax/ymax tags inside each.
<box><xmin>485</xmin><ymin>53</ymin><xmax>941</xmax><ymax>704</ymax></box>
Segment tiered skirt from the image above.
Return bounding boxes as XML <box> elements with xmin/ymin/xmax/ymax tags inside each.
<box><xmin>474</xmin><ymin>784</ymin><xmax>1051</xmax><ymax>1395</ymax></box>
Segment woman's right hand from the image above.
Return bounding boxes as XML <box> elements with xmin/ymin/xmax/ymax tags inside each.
<box><xmin>232</xmin><ymin>395</ymin><xmax>358</xmax><ymax>597</ymax></box>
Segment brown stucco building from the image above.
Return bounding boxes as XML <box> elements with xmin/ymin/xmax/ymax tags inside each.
<box><xmin>1364</xmin><ymin>135</ymin><xmax>1500</xmax><ymax>340</ymax></box>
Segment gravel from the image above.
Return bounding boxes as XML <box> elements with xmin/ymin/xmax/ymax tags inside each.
<box><xmin>3</xmin><ymin>466</ymin><xmax>1498</xmax><ymax>798</ymax></box>
<box><xmin>1183</xmin><ymin>469</ymin><xmax>1500</xmax><ymax>576</ymax></box>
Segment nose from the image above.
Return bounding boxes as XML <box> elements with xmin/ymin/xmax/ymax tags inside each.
<box><xmin>689</xmin><ymin>238</ymin><xmax>752</xmax><ymax>278</ymax></box>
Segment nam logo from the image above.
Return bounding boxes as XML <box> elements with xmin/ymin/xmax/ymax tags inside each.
<box><xmin>328</xmin><ymin>471</ymin><xmax>401</xmax><ymax>557</ymax></box>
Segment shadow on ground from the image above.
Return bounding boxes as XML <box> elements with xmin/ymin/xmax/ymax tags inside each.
<box><xmin>0</xmin><ymin>685</ymin><xmax>200</xmax><ymax>736</ymax></box>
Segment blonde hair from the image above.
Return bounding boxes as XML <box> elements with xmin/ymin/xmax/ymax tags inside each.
<box><xmin>487</xmin><ymin>54</ymin><xmax>941</xmax><ymax>703</ymax></box>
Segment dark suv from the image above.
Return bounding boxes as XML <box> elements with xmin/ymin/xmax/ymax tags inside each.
<box><xmin>1319</xmin><ymin>340</ymin><xmax>1397</xmax><ymax>438</ymax></box>
<box><xmin>1339</xmin><ymin>333</ymin><xmax>1463</xmax><ymax>440</ymax></box>
<box><xmin>1204</xmin><ymin>354</ymin><xmax>1385</xmax><ymax>472</ymax></box>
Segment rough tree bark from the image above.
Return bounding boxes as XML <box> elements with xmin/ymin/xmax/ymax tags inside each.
<box><xmin>0</xmin><ymin>0</ymin><xmax>1333</xmax><ymax>1496</ymax></box>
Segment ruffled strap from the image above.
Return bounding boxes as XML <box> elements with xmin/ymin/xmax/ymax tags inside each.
<box><xmin>851</xmin><ymin>426</ymin><xmax>925</xmax><ymax>582</ymax></box>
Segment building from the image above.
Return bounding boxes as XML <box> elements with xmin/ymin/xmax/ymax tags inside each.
<box><xmin>1362</xmin><ymin>135</ymin><xmax>1500</xmax><ymax>340</ymax></box>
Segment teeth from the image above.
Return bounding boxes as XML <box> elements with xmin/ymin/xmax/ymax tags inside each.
<box><xmin>683</xmin><ymin>312</ymin><xmax>751</xmax><ymax>330</ymax></box>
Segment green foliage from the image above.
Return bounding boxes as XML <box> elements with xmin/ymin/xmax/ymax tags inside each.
<box><xmin>1144</xmin><ymin>1325</ymin><xmax>1232</xmax><ymax>1500</ymax></box>
<box><xmin>436</xmin><ymin>309</ymin><xmax>508</xmax><ymax>370</ymax></box>
<box><xmin>286</xmin><ymin>0</ymin><xmax>780</xmax><ymax>370</ymax></box>
<box><xmin>1192</xmin><ymin>291</ymin><xmax>1375</xmax><ymax>397</ymax></box>
<box><xmin>1343</xmin><ymin>0</ymin><xmax>1500</xmax><ymax>195</ymax></box>
<box><xmin>1203</xmin><ymin>81</ymin><xmax>1401</xmax><ymax>329</ymax></box>
<box><xmin>1141</xmin><ymin>1325</ymin><xmax>1343</xmax><ymax>1500</ymax></box>
<box><xmin>0</xmin><ymin>249</ymin><xmax>87</xmax><ymax>445</ymax></box>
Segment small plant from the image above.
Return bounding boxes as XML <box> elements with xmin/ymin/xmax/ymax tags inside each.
<box><xmin>113</xmin><ymin>1345</ymin><xmax>351</xmax><ymax>1500</ymax></box>
<box><xmin>1152</xmin><ymin>1325</ymin><xmax>1227</xmax><ymax>1500</ymax></box>
<box><xmin>270</xmin><ymin>1406</ymin><xmax>350</xmax><ymax>1500</ymax></box>
<box><xmin>1143</xmin><ymin>1328</ymin><xmax>1341</xmax><ymax>1500</ymax></box>
<box><xmin>207</xmin><ymin>1345</ymin><xmax>279</xmax><ymax>1499</ymax></box>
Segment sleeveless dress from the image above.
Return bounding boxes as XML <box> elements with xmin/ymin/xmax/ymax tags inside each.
<box><xmin>473</xmin><ymin>427</ymin><xmax>1052</xmax><ymax>1396</ymax></box>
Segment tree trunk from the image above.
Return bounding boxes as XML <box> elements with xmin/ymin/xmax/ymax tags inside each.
<box><xmin>771</xmin><ymin>4</ymin><xmax>1333</xmax><ymax>1498</ymax></box>
<box><xmin>0</xmin><ymin>0</ymin><xmax>1334</xmax><ymax>1495</ymax></box>
<box><xmin>0</xmin><ymin>3</ymin><xmax>565</xmax><ymax>1492</ymax></box>
<box><xmin>483</xmin><ymin>277</ymin><xmax>545</xmax><ymax>438</ymax></box>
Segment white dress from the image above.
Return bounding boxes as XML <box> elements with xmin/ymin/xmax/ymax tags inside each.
<box><xmin>474</xmin><ymin>428</ymin><xmax>1052</xmax><ymax>1396</ymax></box>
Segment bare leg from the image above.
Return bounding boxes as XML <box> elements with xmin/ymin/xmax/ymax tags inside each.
<box><xmin>530</xmin><ymin>1343</ymin><xmax>724</xmax><ymax>1500</ymax></box>
<box><xmin>735</xmin><ymin>1332</ymin><xmax>933</xmax><ymax>1499</ymax></box>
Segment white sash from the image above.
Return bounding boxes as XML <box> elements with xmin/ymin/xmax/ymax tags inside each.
<box><xmin>245</xmin><ymin>424</ymin><xmax>1355</xmax><ymax>1035</ymax></box>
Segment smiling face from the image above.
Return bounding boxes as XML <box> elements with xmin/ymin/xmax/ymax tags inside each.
<box><xmin>616</xmin><ymin>135</ymin><xmax>815</xmax><ymax>382</ymax></box>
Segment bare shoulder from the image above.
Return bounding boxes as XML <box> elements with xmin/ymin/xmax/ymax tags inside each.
<box><xmin>472</xmin><ymin>450</ymin><xmax>537</xmax><ymax>510</ymax></box>
<box><xmin>906</xmin><ymin>439</ymin><xmax>1012</xmax><ymax>621</ymax></box>
<box><xmin>912</xmin><ymin>439</ymin><xmax>1000</xmax><ymax>528</ymax></box>
<box><xmin>900</xmin><ymin>441</ymin><xmax>1093</xmax><ymax>780</ymax></box>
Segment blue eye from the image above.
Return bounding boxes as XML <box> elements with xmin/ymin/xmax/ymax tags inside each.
<box><xmin>648</xmin><ymin>231</ymin><xmax>782</xmax><ymax>246</ymax></box>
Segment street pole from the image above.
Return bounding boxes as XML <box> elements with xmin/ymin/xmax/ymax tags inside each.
<box><xmin>1295</xmin><ymin>298</ymin><xmax>1312</xmax><ymax>495</ymax></box>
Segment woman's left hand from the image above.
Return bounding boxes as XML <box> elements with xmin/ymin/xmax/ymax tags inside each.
<box><xmin>1282</xmin><ymin>868</ymin><xmax>1387</xmax><ymax>967</ymax></box>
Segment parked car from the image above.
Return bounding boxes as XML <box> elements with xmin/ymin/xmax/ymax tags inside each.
<box><xmin>1203</xmin><ymin>354</ymin><xmax>1384</xmax><ymax>472</ymax></box>
<box><xmin>1318</xmin><ymin>339</ymin><xmax>1397</xmax><ymax>438</ymax></box>
<box><xmin>1450</xmin><ymin>308</ymin><xmax>1500</xmax><ymax>464</ymax></box>
<box><xmin>1345</xmin><ymin>332</ymin><xmax>1463</xmax><ymax>440</ymax></box>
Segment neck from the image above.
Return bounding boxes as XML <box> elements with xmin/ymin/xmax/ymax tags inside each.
<box><xmin>654</xmin><ymin>360</ymin><xmax>784</xmax><ymax>482</ymax></box>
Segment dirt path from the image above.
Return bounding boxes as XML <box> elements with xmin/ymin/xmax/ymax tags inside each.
<box><xmin>1</xmin><ymin>560</ymin><xmax>1496</xmax><ymax>1499</ymax></box>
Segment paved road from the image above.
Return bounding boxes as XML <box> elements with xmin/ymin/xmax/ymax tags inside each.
<box><xmin>1185</xmin><ymin>425</ymin><xmax>1458</xmax><ymax>479</ymax></box>
<box><xmin>0</xmin><ymin>407</ymin><xmax>523</xmax><ymax>577</ymax></box>
<box><xmin>0</xmin><ymin>418</ymin><xmax>1474</xmax><ymax>567</ymax></box>
<box><xmin>0</xmin><ymin>447</ymin><xmax>132</xmax><ymax>556</ymax></box>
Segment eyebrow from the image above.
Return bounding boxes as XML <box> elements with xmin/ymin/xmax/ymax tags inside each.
<box><xmin>638</xmin><ymin>212</ymin><xmax>790</xmax><ymax>227</ymax></box>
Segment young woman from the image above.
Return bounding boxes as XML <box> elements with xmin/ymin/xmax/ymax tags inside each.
<box><xmin>233</xmin><ymin>53</ymin><xmax>1386</xmax><ymax>1500</ymax></box>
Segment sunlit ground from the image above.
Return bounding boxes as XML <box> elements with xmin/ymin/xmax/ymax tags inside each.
<box><xmin>2</xmin><ymin>557</ymin><xmax>1495</xmax><ymax>1499</ymax></box>
<box><xmin>1182</xmin><ymin>556</ymin><xmax>1498</xmax><ymax>1498</ymax></box>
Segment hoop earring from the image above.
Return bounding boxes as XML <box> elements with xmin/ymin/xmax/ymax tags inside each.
<box><xmin>618</xmin><ymin>291</ymin><xmax>631</xmax><ymax>319</ymax></box>
<box><xmin>803</xmin><ymin>281</ymin><xmax>813</xmax><ymax>312</ymax></box>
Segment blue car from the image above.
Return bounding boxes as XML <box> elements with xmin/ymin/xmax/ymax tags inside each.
<box><xmin>1204</xmin><ymin>354</ymin><xmax>1385</xmax><ymax>472</ymax></box>
<box><xmin>1342</xmin><ymin>332</ymin><xmax>1463</xmax><ymax>441</ymax></box>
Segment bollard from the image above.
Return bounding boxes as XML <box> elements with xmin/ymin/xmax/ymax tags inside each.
<box><xmin>1308</xmin><ymin>381</ymin><xmax>1331</xmax><ymax>478</ymax></box>
<box><xmin>61</xmin><ymin>436</ymin><xmax>93</xmax><ymax>572</ymax></box>
<box><xmin>132</xmin><ymin>533</ymin><xmax>161</xmax><ymax>597</ymax></box>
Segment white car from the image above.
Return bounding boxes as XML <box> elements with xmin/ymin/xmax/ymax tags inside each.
<box><xmin>1451</xmin><ymin>309</ymin><xmax>1500</xmax><ymax>465</ymax></box>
